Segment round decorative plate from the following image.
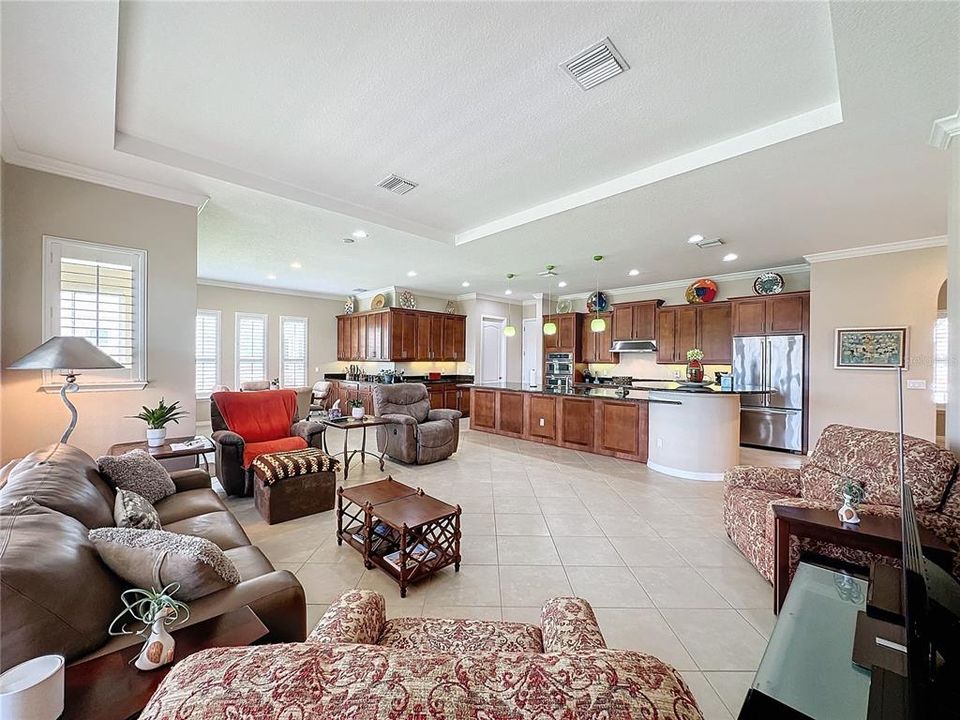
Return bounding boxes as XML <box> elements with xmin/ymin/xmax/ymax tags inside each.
<box><xmin>344</xmin><ymin>296</ymin><xmax>356</xmax><ymax>314</ymax></box>
<box><xmin>445</xmin><ymin>300</ymin><xmax>457</xmax><ymax>314</ymax></box>
<box><xmin>587</xmin><ymin>291</ymin><xmax>609</xmax><ymax>312</ymax></box>
<box><xmin>753</xmin><ymin>272</ymin><xmax>785</xmax><ymax>296</ymax></box>
<box><xmin>685</xmin><ymin>278</ymin><xmax>718</xmax><ymax>304</ymax></box>
<box><xmin>556</xmin><ymin>298</ymin><xmax>573</xmax><ymax>314</ymax></box>
<box><xmin>371</xmin><ymin>293</ymin><xmax>386</xmax><ymax>309</ymax></box>
<box><xmin>399</xmin><ymin>290</ymin><xmax>416</xmax><ymax>309</ymax></box>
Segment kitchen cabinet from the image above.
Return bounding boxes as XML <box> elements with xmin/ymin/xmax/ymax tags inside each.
<box><xmin>337</xmin><ymin>309</ymin><xmax>464</xmax><ymax>361</ymax></box>
<box><xmin>391</xmin><ymin>310</ymin><xmax>418</xmax><ymax>360</ymax></box>
<box><xmin>595</xmin><ymin>400</ymin><xmax>648</xmax><ymax>462</ymax></box>
<box><xmin>442</xmin><ymin>315</ymin><xmax>465</xmax><ymax>361</ymax></box>
<box><xmin>558</xmin><ymin>397</ymin><xmax>595</xmax><ymax>452</ymax></box>
<box><xmin>542</xmin><ymin>313</ymin><xmax>581</xmax><ymax>355</ymax></box>
<box><xmin>428</xmin><ymin>384</ymin><xmax>444</xmax><ymax>410</ymax></box>
<box><xmin>656</xmin><ymin>302</ymin><xmax>732</xmax><ymax>364</ymax></box>
<box><xmin>527</xmin><ymin>395</ymin><xmax>558</xmax><ymax>442</ymax></box>
<box><xmin>581</xmin><ymin>312</ymin><xmax>617</xmax><ymax>364</ymax></box>
<box><xmin>611</xmin><ymin>300</ymin><xmax>662</xmax><ymax>341</ymax></box>
<box><xmin>731</xmin><ymin>292</ymin><xmax>809</xmax><ymax>336</ymax></box>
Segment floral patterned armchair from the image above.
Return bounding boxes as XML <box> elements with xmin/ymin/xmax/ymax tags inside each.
<box><xmin>724</xmin><ymin>424</ymin><xmax>960</xmax><ymax>583</ymax></box>
<box><xmin>141</xmin><ymin>590</ymin><xmax>704</xmax><ymax>719</ymax></box>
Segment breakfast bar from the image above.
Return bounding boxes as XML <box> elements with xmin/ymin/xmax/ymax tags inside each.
<box><xmin>462</xmin><ymin>382</ymin><xmax>770</xmax><ymax>479</ymax></box>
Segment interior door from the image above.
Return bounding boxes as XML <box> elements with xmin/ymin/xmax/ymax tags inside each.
<box><xmin>480</xmin><ymin>318</ymin><xmax>504</xmax><ymax>384</ymax></box>
<box><xmin>522</xmin><ymin>318</ymin><xmax>540</xmax><ymax>387</ymax></box>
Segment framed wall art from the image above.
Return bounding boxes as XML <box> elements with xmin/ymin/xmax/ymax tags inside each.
<box><xmin>834</xmin><ymin>327</ymin><xmax>907</xmax><ymax>369</ymax></box>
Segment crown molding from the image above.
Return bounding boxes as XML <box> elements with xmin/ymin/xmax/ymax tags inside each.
<box><xmin>929</xmin><ymin>110</ymin><xmax>960</xmax><ymax>150</ymax></box>
<box><xmin>557</xmin><ymin>263</ymin><xmax>810</xmax><ymax>300</ymax></box>
<box><xmin>197</xmin><ymin>278</ymin><xmax>344</xmax><ymax>301</ymax></box>
<box><xmin>803</xmin><ymin>236</ymin><xmax>947</xmax><ymax>264</ymax></box>
<box><xmin>455</xmin><ymin>292</ymin><xmax>522</xmax><ymax>306</ymax></box>
<box><xmin>454</xmin><ymin>102</ymin><xmax>842</xmax><ymax>245</ymax></box>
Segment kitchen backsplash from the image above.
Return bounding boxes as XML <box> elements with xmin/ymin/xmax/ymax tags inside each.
<box><xmin>587</xmin><ymin>353</ymin><xmax>731</xmax><ymax>381</ymax></box>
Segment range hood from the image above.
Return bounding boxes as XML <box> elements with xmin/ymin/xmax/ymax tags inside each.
<box><xmin>610</xmin><ymin>339</ymin><xmax>657</xmax><ymax>353</ymax></box>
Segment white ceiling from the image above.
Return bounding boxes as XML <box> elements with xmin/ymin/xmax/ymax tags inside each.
<box><xmin>2</xmin><ymin>2</ymin><xmax>957</xmax><ymax>299</ymax></box>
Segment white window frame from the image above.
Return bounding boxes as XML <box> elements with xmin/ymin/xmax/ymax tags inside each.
<box><xmin>280</xmin><ymin>316</ymin><xmax>309</xmax><ymax>388</ymax></box>
<box><xmin>41</xmin><ymin>235</ymin><xmax>147</xmax><ymax>391</ymax></box>
<box><xmin>235</xmin><ymin>312</ymin><xmax>268</xmax><ymax>386</ymax></box>
<box><xmin>933</xmin><ymin>312</ymin><xmax>948</xmax><ymax>406</ymax></box>
<box><xmin>195</xmin><ymin>309</ymin><xmax>221</xmax><ymax>399</ymax></box>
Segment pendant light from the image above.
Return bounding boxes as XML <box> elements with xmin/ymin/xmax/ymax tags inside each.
<box><xmin>503</xmin><ymin>274</ymin><xmax>517</xmax><ymax>337</ymax></box>
<box><xmin>543</xmin><ymin>274</ymin><xmax>557</xmax><ymax>336</ymax></box>
<box><xmin>590</xmin><ymin>255</ymin><xmax>606</xmax><ymax>332</ymax></box>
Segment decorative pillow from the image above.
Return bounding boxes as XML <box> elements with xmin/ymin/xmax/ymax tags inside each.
<box><xmin>88</xmin><ymin>528</ymin><xmax>241</xmax><ymax>601</ymax></box>
<box><xmin>97</xmin><ymin>450</ymin><xmax>176</xmax><ymax>504</ymax></box>
<box><xmin>113</xmin><ymin>489</ymin><xmax>161</xmax><ymax>530</ymax></box>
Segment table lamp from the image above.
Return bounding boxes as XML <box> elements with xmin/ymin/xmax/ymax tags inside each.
<box><xmin>8</xmin><ymin>336</ymin><xmax>123</xmax><ymax>443</ymax></box>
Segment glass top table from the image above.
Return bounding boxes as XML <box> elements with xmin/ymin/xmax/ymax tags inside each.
<box><xmin>748</xmin><ymin>562</ymin><xmax>872</xmax><ymax>719</ymax></box>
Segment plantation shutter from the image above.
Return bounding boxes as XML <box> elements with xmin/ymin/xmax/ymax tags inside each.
<box><xmin>933</xmin><ymin>315</ymin><xmax>948</xmax><ymax>405</ymax></box>
<box><xmin>280</xmin><ymin>316</ymin><xmax>308</xmax><ymax>387</ymax></box>
<box><xmin>236</xmin><ymin>313</ymin><xmax>267</xmax><ymax>384</ymax></box>
<box><xmin>195</xmin><ymin>310</ymin><xmax>220</xmax><ymax>396</ymax></box>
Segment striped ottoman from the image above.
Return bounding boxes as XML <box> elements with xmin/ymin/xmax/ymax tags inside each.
<box><xmin>252</xmin><ymin>448</ymin><xmax>341</xmax><ymax>525</ymax></box>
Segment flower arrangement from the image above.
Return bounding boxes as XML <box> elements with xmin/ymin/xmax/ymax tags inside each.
<box><xmin>686</xmin><ymin>348</ymin><xmax>704</xmax><ymax>362</ymax></box>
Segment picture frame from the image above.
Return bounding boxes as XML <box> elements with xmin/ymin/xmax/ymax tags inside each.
<box><xmin>834</xmin><ymin>327</ymin><xmax>907</xmax><ymax>370</ymax></box>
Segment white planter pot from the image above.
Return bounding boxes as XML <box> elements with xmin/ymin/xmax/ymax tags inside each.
<box><xmin>838</xmin><ymin>493</ymin><xmax>860</xmax><ymax>524</ymax></box>
<box><xmin>146</xmin><ymin>428</ymin><xmax>167</xmax><ymax>448</ymax></box>
<box><xmin>351</xmin><ymin>407</ymin><xmax>365</xmax><ymax>419</ymax></box>
<box><xmin>135</xmin><ymin>610</ymin><xmax>176</xmax><ymax>671</ymax></box>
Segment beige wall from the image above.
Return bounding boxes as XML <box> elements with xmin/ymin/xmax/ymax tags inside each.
<box><xmin>460</xmin><ymin>297</ymin><xmax>523</xmax><ymax>383</ymax></box>
<box><xmin>1</xmin><ymin>164</ymin><xmax>198</xmax><ymax>461</ymax></box>
<box><xmin>809</xmin><ymin>247</ymin><xmax>946</xmax><ymax>443</ymax></box>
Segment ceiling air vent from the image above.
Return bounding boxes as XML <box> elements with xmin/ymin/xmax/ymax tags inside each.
<box><xmin>377</xmin><ymin>174</ymin><xmax>419</xmax><ymax>195</ymax></box>
<box><xmin>561</xmin><ymin>37</ymin><xmax>629</xmax><ymax>91</ymax></box>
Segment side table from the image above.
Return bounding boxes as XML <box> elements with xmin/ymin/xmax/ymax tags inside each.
<box><xmin>107</xmin><ymin>435</ymin><xmax>215</xmax><ymax>473</ymax></box>
<box><xmin>321</xmin><ymin>415</ymin><xmax>389</xmax><ymax>480</ymax></box>
<box><xmin>63</xmin><ymin>605</ymin><xmax>267</xmax><ymax>720</ymax></box>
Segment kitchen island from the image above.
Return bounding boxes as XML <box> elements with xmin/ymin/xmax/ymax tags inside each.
<box><xmin>461</xmin><ymin>382</ymin><xmax>769</xmax><ymax>479</ymax></box>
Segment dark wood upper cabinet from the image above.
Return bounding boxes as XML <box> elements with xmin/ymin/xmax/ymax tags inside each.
<box><xmin>655</xmin><ymin>301</ymin><xmax>732</xmax><ymax>364</ymax></box>
<box><xmin>656</xmin><ymin>307</ymin><xmax>678</xmax><ymax>364</ymax></box>
<box><xmin>611</xmin><ymin>300</ymin><xmax>662</xmax><ymax>341</ymax></box>
<box><xmin>581</xmin><ymin>312</ymin><xmax>616</xmax><ymax>364</ymax></box>
<box><xmin>731</xmin><ymin>292</ymin><xmax>809</xmax><ymax>336</ymax></box>
<box><xmin>542</xmin><ymin>313</ymin><xmax>581</xmax><ymax>356</ymax></box>
<box><xmin>697</xmin><ymin>303</ymin><xmax>732</xmax><ymax>364</ymax></box>
<box><xmin>336</xmin><ymin>308</ymin><xmax>464</xmax><ymax>362</ymax></box>
<box><xmin>676</xmin><ymin>306</ymin><xmax>698</xmax><ymax>360</ymax></box>
<box><xmin>441</xmin><ymin>315</ymin><xmax>465</xmax><ymax>361</ymax></box>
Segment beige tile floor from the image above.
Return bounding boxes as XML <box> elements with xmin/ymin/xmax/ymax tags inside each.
<box><xmin>224</xmin><ymin>421</ymin><xmax>801</xmax><ymax>720</ymax></box>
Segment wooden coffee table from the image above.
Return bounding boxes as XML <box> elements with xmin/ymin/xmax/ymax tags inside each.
<box><xmin>337</xmin><ymin>477</ymin><xmax>461</xmax><ymax>597</ymax></box>
<box><xmin>771</xmin><ymin>504</ymin><xmax>954</xmax><ymax>613</ymax></box>
<box><xmin>322</xmin><ymin>415</ymin><xmax>389</xmax><ymax>480</ymax></box>
<box><xmin>107</xmin><ymin>435</ymin><xmax>215</xmax><ymax>473</ymax></box>
<box><xmin>63</xmin><ymin>605</ymin><xmax>267</xmax><ymax>720</ymax></box>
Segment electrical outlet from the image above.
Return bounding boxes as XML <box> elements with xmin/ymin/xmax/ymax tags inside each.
<box><xmin>906</xmin><ymin>379</ymin><xmax>926</xmax><ymax>390</ymax></box>
<box><xmin>657</xmin><ymin>438</ymin><xmax>663</xmax><ymax>448</ymax></box>
<box><xmin>539</xmin><ymin>418</ymin><xmax>545</xmax><ymax>427</ymax></box>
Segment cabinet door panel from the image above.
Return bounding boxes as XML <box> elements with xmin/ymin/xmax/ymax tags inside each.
<box><xmin>733</xmin><ymin>299</ymin><xmax>767</xmax><ymax>336</ymax></box>
<box><xmin>472</xmin><ymin>390</ymin><xmax>496</xmax><ymax>429</ymax></box>
<box><xmin>632</xmin><ymin>302</ymin><xmax>657</xmax><ymax>340</ymax></box>
<box><xmin>415</xmin><ymin>314</ymin><xmax>431</xmax><ymax>360</ymax></box>
<box><xmin>401</xmin><ymin>313</ymin><xmax>417</xmax><ymax>359</ymax></box>
<box><xmin>527</xmin><ymin>395</ymin><xmax>557</xmax><ymax>441</ymax></box>
<box><xmin>766</xmin><ymin>295</ymin><xmax>806</xmax><ymax>334</ymax></box>
<box><xmin>581</xmin><ymin>318</ymin><xmax>595</xmax><ymax>363</ymax></box>
<box><xmin>429</xmin><ymin>316</ymin><xmax>443</xmax><ymax>359</ymax></box>
<box><xmin>656</xmin><ymin>309</ymin><xmax>677</xmax><ymax>364</ymax></box>
<box><xmin>595</xmin><ymin>313</ymin><xmax>615</xmax><ymax>363</ymax></box>
<box><xmin>428</xmin><ymin>388</ymin><xmax>444</xmax><ymax>410</ymax></box>
<box><xmin>612</xmin><ymin>306</ymin><xmax>633</xmax><ymax>341</ymax></box>
<box><xmin>558</xmin><ymin>315</ymin><xmax>575</xmax><ymax>351</ymax></box>
<box><xmin>676</xmin><ymin>307</ymin><xmax>698</xmax><ymax>362</ymax></box>
<box><xmin>597</xmin><ymin>401</ymin><xmax>640</xmax><ymax>456</ymax></box>
<box><xmin>443</xmin><ymin>388</ymin><xmax>458</xmax><ymax>410</ymax></box>
<box><xmin>698</xmin><ymin>303</ymin><xmax>732</xmax><ymax>363</ymax></box>
<box><xmin>380</xmin><ymin>313</ymin><xmax>392</xmax><ymax>359</ymax></box>
<box><xmin>357</xmin><ymin>316</ymin><xmax>367</xmax><ymax>360</ymax></box>
<box><xmin>560</xmin><ymin>397</ymin><xmax>595</xmax><ymax>450</ymax></box>
<box><xmin>498</xmin><ymin>392</ymin><xmax>524</xmax><ymax>436</ymax></box>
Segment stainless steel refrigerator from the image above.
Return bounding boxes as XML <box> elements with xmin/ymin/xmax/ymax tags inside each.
<box><xmin>733</xmin><ymin>335</ymin><xmax>805</xmax><ymax>452</ymax></box>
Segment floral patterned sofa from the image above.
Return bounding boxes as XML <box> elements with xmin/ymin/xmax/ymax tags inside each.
<box><xmin>724</xmin><ymin>424</ymin><xmax>960</xmax><ymax>583</ymax></box>
<box><xmin>141</xmin><ymin>590</ymin><xmax>704</xmax><ymax>719</ymax></box>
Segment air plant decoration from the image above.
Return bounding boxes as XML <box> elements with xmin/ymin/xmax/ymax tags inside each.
<box><xmin>109</xmin><ymin>583</ymin><xmax>190</xmax><ymax>671</ymax></box>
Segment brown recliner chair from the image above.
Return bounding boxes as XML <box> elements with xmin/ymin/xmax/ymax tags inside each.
<box><xmin>372</xmin><ymin>383</ymin><xmax>461</xmax><ymax>465</ymax></box>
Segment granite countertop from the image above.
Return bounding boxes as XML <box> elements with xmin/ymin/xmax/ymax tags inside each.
<box><xmin>459</xmin><ymin>381</ymin><xmax>771</xmax><ymax>398</ymax></box>
<box><xmin>325</xmin><ymin>374</ymin><xmax>474</xmax><ymax>385</ymax></box>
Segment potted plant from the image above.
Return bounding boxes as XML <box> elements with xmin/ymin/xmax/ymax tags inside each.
<box><xmin>686</xmin><ymin>348</ymin><xmax>705</xmax><ymax>383</ymax></box>
<box><xmin>129</xmin><ymin>398</ymin><xmax>188</xmax><ymax>447</ymax></box>
<box><xmin>348</xmin><ymin>392</ymin><xmax>365</xmax><ymax>419</ymax></box>
<box><xmin>837</xmin><ymin>478</ymin><xmax>866</xmax><ymax>524</ymax></box>
<box><xmin>108</xmin><ymin>583</ymin><xmax>190</xmax><ymax>671</ymax></box>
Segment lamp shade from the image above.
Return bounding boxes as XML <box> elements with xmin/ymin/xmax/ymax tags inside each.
<box><xmin>503</xmin><ymin>325</ymin><xmax>517</xmax><ymax>337</ymax></box>
<box><xmin>543</xmin><ymin>322</ymin><xmax>557</xmax><ymax>336</ymax></box>
<box><xmin>8</xmin><ymin>337</ymin><xmax>123</xmax><ymax>371</ymax></box>
<box><xmin>590</xmin><ymin>317</ymin><xmax>607</xmax><ymax>333</ymax></box>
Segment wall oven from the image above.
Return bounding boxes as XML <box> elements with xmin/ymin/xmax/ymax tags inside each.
<box><xmin>544</xmin><ymin>352</ymin><xmax>574</xmax><ymax>390</ymax></box>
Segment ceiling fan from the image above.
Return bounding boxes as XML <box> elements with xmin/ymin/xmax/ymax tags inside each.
<box><xmin>537</xmin><ymin>264</ymin><xmax>558</xmax><ymax>277</ymax></box>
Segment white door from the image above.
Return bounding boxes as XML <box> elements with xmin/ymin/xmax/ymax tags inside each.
<box><xmin>480</xmin><ymin>317</ymin><xmax>505</xmax><ymax>384</ymax></box>
<box><xmin>522</xmin><ymin>318</ymin><xmax>540</xmax><ymax>387</ymax></box>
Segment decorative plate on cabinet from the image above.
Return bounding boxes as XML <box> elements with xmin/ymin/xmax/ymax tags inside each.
<box><xmin>398</xmin><ymin>290</ymin><xmax>416</xmax><ymax>309</ymax></box>
<box><xmin>685</xmin><ymin>278</ymin><xmax>718</xmax><ymax>304</ymax></box>
<box><xmin>445</xmin><ymin>300</ymin><xmax>457</xmax><ymax>314</ymax></box>
<box><xmin>556</xmin><ymin>298</ymin><xmax>573</xmax><ymax>314</ymax></box>
<box><xmin>344</xmin><ymin>296</ymin><xmax>356</xmax><ymax>314</ymax></box>
<box><xmin>753</xmin><ymin>272</ymin><xmax>785</xmax><ymax>296</ymax></box>
<box><xmin>371</xmin><ymin>293</ymin><xmax>386</xmax><ymax>309</ymax></box>
<box><xmin>586</xmin><ymin>291</ymin><xmax>608</xmax><ymax>312</ymax></box>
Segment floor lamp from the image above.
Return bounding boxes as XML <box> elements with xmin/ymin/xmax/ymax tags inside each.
<box><xmin>8</xmin><ymin>336</ymin><xmax>123</xmax><ymax>443</ymax></box>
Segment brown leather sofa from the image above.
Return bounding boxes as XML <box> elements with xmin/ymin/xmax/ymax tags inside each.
<box><xmin>372</xmin><ymin>383</ymin><xmax>461</xmax><ymax>464</ymax></box>
<box><xmin>0</xmin><ymin>443</ymin><xmax>306</xmax><ymax>674</ymax></box>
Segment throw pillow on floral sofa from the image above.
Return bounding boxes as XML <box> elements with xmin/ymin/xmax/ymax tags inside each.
<box><xmin>141</xmin><ymin>590</ymin><xmax>704</xmax><ymax>720</ymax></box>
<box><xmin>723</xmin><ymin>424</ymin><xmax>960</xmax><ymax>583</ymax></box>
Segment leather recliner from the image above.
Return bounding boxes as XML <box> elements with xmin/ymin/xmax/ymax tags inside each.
<box><xmin>372</xmin><ymin>383</ymin><xmax>461</xmax><ymax>465</ymax></box>
<box><xmin>211</xmin><ymin>389</ymin><xmax>325</xmax><ymax>496</ymax></box>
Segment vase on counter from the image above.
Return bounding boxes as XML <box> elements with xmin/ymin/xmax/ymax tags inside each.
<box><xmin>351</xmin><ymin>406</ymin><xmax>365</xmax><ymax>419</ymax></box>
<box><xmin>686</xmin><ymin>359</ymin><xmax>704</xmax><ymax>383</ymax></box>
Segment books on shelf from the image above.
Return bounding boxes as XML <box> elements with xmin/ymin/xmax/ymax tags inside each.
<box><xmin>348</xmin><ymin>522</ymin><xmax>400</xmax><ymax>553</ymax></box>
<box><xmin>383</xmin><ymin>543</ymin><xmax>436</xmax><ymax>571</ymax></box>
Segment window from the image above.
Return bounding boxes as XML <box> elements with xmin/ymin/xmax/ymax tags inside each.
<box><xmin>236</xmin><ymin>313</ymin><xmax>267</xmax><ymax>385</ymax></box>
<box><xmin>280</xmin><ymin>316</ymin><xmax>308</xmax><ymax>387</ymax></box>
<box><xmin>933</xmin><ymin>313</ymin><xmax>948</xmax><ymax>405</ymax></box>
<box><xmin>42</xmin><ymin>236</ymin><xmax>146</xmax><ymax>389</ymax></box>
<box><xmin>195</xmin><ymin>310</ymin><xmax>220</xmax><ymax>397</ymax></box>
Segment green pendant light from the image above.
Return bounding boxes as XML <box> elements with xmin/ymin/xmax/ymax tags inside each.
<box><xmin>543</xmin><ymin>269</ymin><xmax>557</xmax><ymax>336</ymax></box>
<box><xmin>590</xmin><ymin>255</ymin><xmax>606</xmax><ymax>332</ymax></box>
<box><xmin>503</xmin><ymin>274</ymin><xmax>517</xmax><ymax>337</ymax></box>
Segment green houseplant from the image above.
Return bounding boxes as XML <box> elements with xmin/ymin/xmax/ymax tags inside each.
<box><xmin>108</xmin><ymin>583</ymin><xmax>190</xmax><ymax>671</ymax></box>
<box><xmin>348</xmin><ymin>391</ymin><xmax>365</xmax><ymax>419</ymax></box>
<box><xmin>129</xmin><ymin>398</ymin><xmax>188</xmax><ymax>447</ymax></box>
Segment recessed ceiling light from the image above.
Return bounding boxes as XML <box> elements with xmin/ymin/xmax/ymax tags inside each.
<box><xmin>407</xmin><ymin>270</ymin><xmax>417</xmax><ymax>277</ymax></box>
<box><xmin>505</xmin><ymin>289</ymin><xmax>513</xmax><ymax>296</ymax></box>
<box><xmin>628</xmin><ymin>269</ymin><xmax>640</xmax><ymax>276</ymax></box>
<box><xmin>342</xmin><ymin>237</ymin><xmax>355</xmax><ymax>244</ymax></box>
<box><xmin>352</xmin><ymin>230</ymin><xmax>367</xmax><ymax>239</ymax></box>
<box><xmin>723</xmin><ymin>253</ymin><xmax>738</xmax><ymax>262</ymax></box>
<box><xmin>290</xmin><ymin>261</ymin><xmax>302</xmax><ymax>269</ymax></box>
<box><xmin>688</xmin><ymin>234</ymin><xmax>704</xmax><ymax>244</ymax></box>
<box><xmin>558</xmin><ymin>281</ymin><xmax>568</xmax><ymax>288</ymax></box>
<box><xmin>266</xmin><ymin>273</ymin><xmax>277</xmax><ymax>280</ymax></box>
<box><xmin>461</xmin><ymin>281</ymin><xmax>470</xmax><ymax>287</ymax></box>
